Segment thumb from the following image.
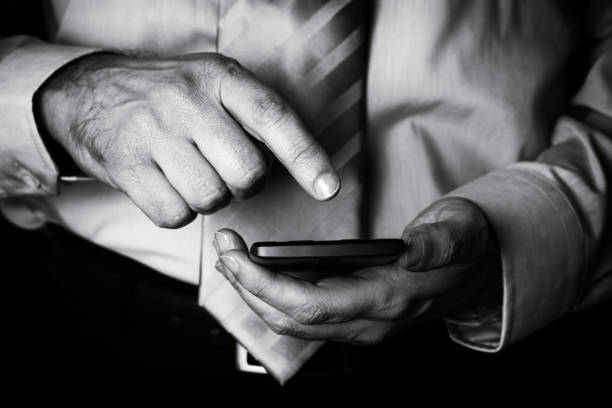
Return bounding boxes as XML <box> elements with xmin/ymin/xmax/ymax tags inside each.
<box><xmin>397</xmin><ymin>197</ymin><xmax>491</xmax><ymax>271</ymax></box>
<box><xmin>213</xmin><ymin>228</ymin><xmax>248</xmax><ymax>255</ymax></box>
<box><xmin>398</xmin><ymin>217</ymin><xmax>485</xmax><ymax>272</ymax></box>
<box><xmin>398</xmin><ymin>221</ymin><xmax>459</xmax><ymax>271</ymax></box>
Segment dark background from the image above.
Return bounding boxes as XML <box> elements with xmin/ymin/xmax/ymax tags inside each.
<box><xmin>2</xmin><ymin>0</ymin><xmax>609</xmax><ymax>397</ymax></box>
<box><xmin>2</xmin><ymin>214</ymin><xmax>611</xmax><ymax>396</ymax></box>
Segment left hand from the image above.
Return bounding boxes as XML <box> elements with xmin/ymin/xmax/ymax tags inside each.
<box><xmin>213</xmin><ymin>197</ymin><xmax>501</xmax><ymax>344</ymax></box>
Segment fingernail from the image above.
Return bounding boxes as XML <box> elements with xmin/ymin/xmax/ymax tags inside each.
<box><xmin>220</xmin><ymin>255</ymin><xmax>238</xmax><ymax>272</ymax></box>
<box><xmin>313</xmin><ymin>172</ymin><xmax>340</xmax><ymax>200</ymax></box>
<box><xmin>400</xmin><ymin>234</ymin><xmax>421</xmax><ymax>269</ymax></box>
<box><xmin>403</xmin><ymin>235</ymin><xmax>413</xmax><ymax>247</ymax></box>
<box><xmin>214</xmin><ymin>231</ymin><xmax>229</xmax><ymax>253</ymax></box>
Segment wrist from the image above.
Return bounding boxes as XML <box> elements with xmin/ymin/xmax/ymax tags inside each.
<box><xmin>33</xmin><ymin>98</ymin><xmax>87</xmax><ymax>178</ymax></box>
<box><xmin>33</xmin><ymin>54</ymin><xmax>99</xmax><ymax>178</ymax></box>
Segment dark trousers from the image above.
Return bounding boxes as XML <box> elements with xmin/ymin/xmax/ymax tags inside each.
<box><xmin>3</xmin><ymin>216</ymin><xmax>611</xmax><ymax>393</ymax></box>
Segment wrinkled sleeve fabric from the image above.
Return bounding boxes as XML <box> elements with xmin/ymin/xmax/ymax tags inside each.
<box><xmin>445</xmin><ymin>2</ymin><xmax>612</xmax><ymax>351</ymax></box>
<box><xmin>0</xmin><ymin>35</ymin><xmax>98</xmax><ymax>197</ymax></box>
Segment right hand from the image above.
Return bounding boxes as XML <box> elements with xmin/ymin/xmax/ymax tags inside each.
<box><xmin>37</xmin><ymin>53</ymin><xmax>340</xmax><ymax>227</ymax></box>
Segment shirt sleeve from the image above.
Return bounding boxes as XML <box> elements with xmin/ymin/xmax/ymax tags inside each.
<box><xmin>443</xmin><ymin>1</ymin><xmax>612</xmax><ymax>351</ymax></box>
<box><xmin>0</xmin><ymin>36</ymin><xmax>99</xmax><ymax>197</ymax></box>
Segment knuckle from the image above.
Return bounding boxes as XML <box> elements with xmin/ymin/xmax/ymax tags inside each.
<box><xmin>216</xmin><ymin>56</ymin><xmax>245</xmax><ymax>78</ymax></box>
<box><xmin>251</xmin><ymin>93</ymin><xmax>290</xmax><ymax>129</ymax></box>
<box><xmin>248</xmin><ymin>277</ymin><xmax>269</xmax><ymax>299</ymax></box>
<box><xmin>153</xmin><ymin>82</ymin><xmax>182</xmax><ymax>101</ymax></box>
<box><xmin>285</xmin><ymin>138</ymin><xmax>319</xmax><ymax>167</ymax></box>
<box><xmin>110</xmin><ymin>143</ymin><xmax>150</xmax><ymax>182</ymax></box>
<box><xmin>163</xmin><ymin>149</ymin><xmax>231</xmax><ymax>214</ymax></box>
<box><xmin>293</xmin><ymin>300</ymin><xmax>330</xmax><ymax>325</ymax></box>
<box><xmin>191</xmin><ymin>185</ymin><xmax>230</xmax><ymax>214</ymax></box>
<box><xmin>375</xmin><ymin>279</ymin><xmax>412</xmax><ymax>321</ymax></box>
<box><xmin>180</xmin><ymin>62</ymin><xmax>213</xmax><ymax>96</ymax></box>
<box><xmin>117</xmin><ymin>107</ymin><xmax>160</xmax><ymax>145</ymax></box>
<box><xmin>268</xmin><ymin>318</ymin><xmax>295</xmax><ymax>336</ymax></box>
<box><xmin>128</xmin><ymin>106</ymin><xmax>157</xmax><ymax>126</ymax></box>
<box><xmin>117</xmin><ymin>141</ymin><xmax>148</xmax><ymax>167</ymax></box>
<box><xmin>379</xmin><ymin>298</ymin><xmax>412</xmax><ymax>322</ymax></box>
<box><xmin>150</xmin><ymin>82</ymin><xmax>193</xmax><ymax>112</ymax></box>
<box><xmin>231</xmin><ymin>159</ymin><xmax>267</xmax><ymax>194</ymax></box>
<box><xmin>242</xmin><ymin>158</ymin><xmax>268</xmax><ymax>185</ymax></box>
<box><xmin>198</xmin><ymin>55</ymin><xmax>246</xmax><ymax>88</ymax></box>
<box><xmin>154</xmin><ymin>204</ymin><xmax>195</xmax><ymax>228</ymax></box>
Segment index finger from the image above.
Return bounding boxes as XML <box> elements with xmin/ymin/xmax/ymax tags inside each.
<box><xmin>217</xmin><ymin>59</ymin><xmax>340</xmax><ymax>201</ymax></box>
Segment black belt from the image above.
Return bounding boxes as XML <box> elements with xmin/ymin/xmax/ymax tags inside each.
<box><xmin>40</xmin><ymin>224</ymin><xmax>353</xmax><ymax>381</ymax></box>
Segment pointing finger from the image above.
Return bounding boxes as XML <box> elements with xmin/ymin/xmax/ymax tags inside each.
<box><xmin>216</xmin><ymin>58</ymin><xmax>340</xmax><ymax>201</ymax></box>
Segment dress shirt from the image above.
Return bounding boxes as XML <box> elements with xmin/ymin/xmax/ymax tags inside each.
<box><xmin>1</xmin><ymin>0</ymin><xmax>611</xmax><ymax>364</ymax></box>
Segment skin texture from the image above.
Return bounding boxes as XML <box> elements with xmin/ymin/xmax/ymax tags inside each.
<box><xmin>37</xmin><ymin>52</ymin><xmax>340</xmax><ymax>228</ymax></box>
<box><xmin>37</xmin><ymin>53</ymin><xmax>500</xmax><ymax>337</ymax></box>
<box><xmin>214</xmin><ymin>197</ymin><xmax>501</xmax><ymax>344</ymax></box>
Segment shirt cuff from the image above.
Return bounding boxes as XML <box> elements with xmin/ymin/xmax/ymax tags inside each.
<box><xmin>0</xmin><ymin>36</ymin><xmax>100</xmax><ymax>197</ymax></box>
<box><xmin>443</xmin><ymin>163</ymin><xmax>586</xmax><ymax>352</ymax></box>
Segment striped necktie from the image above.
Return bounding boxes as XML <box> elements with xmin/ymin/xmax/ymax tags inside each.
<box><xmin>199</xmin><ymin>0</ymin><xmax>366</xmax><ymax>383</ymax></box>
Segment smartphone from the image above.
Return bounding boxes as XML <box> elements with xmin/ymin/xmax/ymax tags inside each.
<box><xmin>249</xmin><ymin>239</ymin><xmax>405</xmax><ymax>271</ymax></box>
